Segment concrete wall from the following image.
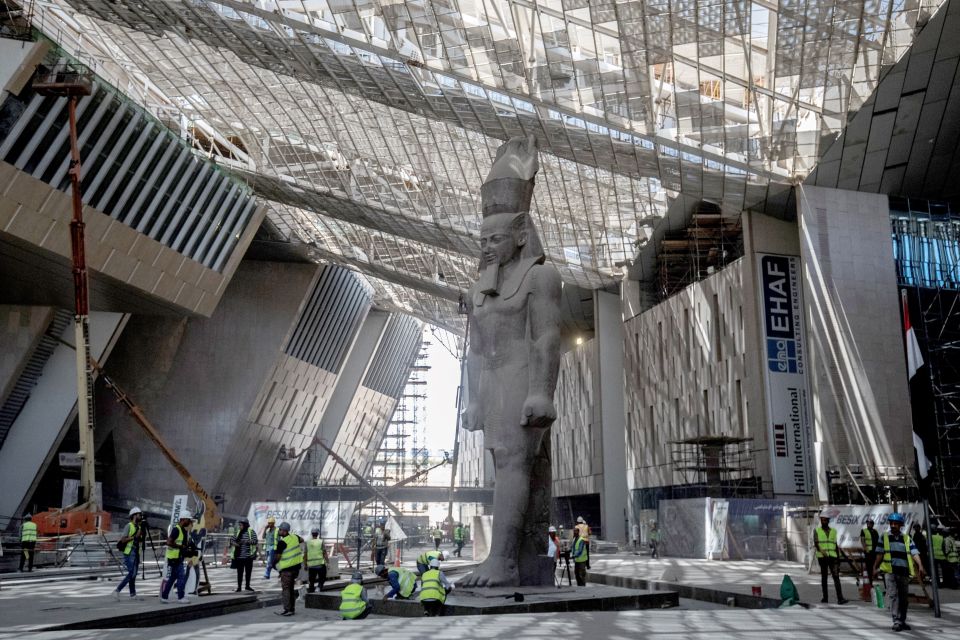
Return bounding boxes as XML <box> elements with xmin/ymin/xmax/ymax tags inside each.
<box><xmin>551</xmin><ymin>339</ymin><xmax>602</xmax><ymax>497</ymax></box>
<box><xmin>99</xmin><ymin>261</ymin><xmax>319</xmax><ymax>511</ymax></box>
<box><xmin>623</xmin><ymin>258</ymin><xmax>766</xmax><ymax>495</ymax></box>
<box><xmin>796</xmin><ymin>186</ymin><xmax>913</xmax><ymax>497</ymax></box>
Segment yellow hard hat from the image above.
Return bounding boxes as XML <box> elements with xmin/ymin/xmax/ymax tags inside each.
<box><xmin>267</xmin><ymin>516</ymin><xmax>276</xmax><ymax>524</ymax></box>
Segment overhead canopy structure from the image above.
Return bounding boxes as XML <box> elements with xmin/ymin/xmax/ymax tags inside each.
<box><xmin>25</xmin><ymin>0</ymin><xmax>943</xmax><ymax>330</ymax></box>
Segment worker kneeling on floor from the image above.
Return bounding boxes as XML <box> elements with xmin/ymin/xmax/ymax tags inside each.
<box><xmin>419</xmin><ymin>557</ymin><xmax>453</xmax><ymax>617</ymax></box>
<box><xmin>377</xmin><ymin>564</ymin><xmax>416</xmax><ymax>600</ymax></box>
<box><xmin>339</xmin><ymin>571</ymin><xmax>371</xmax><ymax>620</ymax></box>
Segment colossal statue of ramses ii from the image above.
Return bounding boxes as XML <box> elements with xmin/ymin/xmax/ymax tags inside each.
<box><xmin>460</xmin><ymin>136</ymin><xmax>562</xmax><ymax>588</ymax></box>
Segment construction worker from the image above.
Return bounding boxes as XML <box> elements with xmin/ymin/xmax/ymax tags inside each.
<box><xmin>934</xmin><ymin>526</ymin><xmax>957</xmax><ymax>588</ymax></box>
<box><xmin>114</xmin><ymin>507</ymin><xmax>145</xmax><ymax>599</ymax></box>
<box><xmin>576</xmin><ymin>516</ymin><xmax>591</xmax><ymax>566</ymax></box>
<box><xmin>363</xmin><ymin>522</ymin><xmax>373</xmax><ymax>543</ymax></box>
<box><xmin>18</xmin><ymin>513</ymin><xmax>37</xmax><ymax>573</ymax></box>
<box><xmin>814</xmin><ymin>512</ymin><xmax>848</xmax><ymax>604</ymax></box>
<box><xmin>547</xmin><ymin>526</ymin><xmax>560</xmax><ymax>564</ymax></box>
<box><xmin>161</xmin><ymin>515</ymin><xmax>193</xmax><ymax>604</ymax></box>
<box><xmin>453</xmin><ymin>522</ymin><xmax>465</xmax><ymax>557</ymax></box>
<box><xmin>572</xmin><ymin>526</ymin><xmax>589</xmax><ymax>586</ymax></box>
<box><xmin>432</xmin><ymin>525</ymin><xmax>443</xmax><ymax>550</ymax></box>
<box><xmin>261</xmin><ymin>516</ymin><xmax>278</xmax><ymax>579</ymax></box>
<box><xmin>339</xmin><ymin>571</ymin><xmax>371</xmax><ymax>619</ymax></box>
<box><xmin>228</xmin><ymin>517</ymin><xmax>257</xmax><ymax>592</ymax></box>
<box><xmin>272</xmin><ymin>521</ymin><xmax>304</xmax><ymax>616</ymax></box>
<box><xmin>377</xmin><ymin>563</ymin><xmax>416</xmax><ymax>600</ymax></box>
<box><xmin>931</xmin><ymin>526</ymin><xmax>957</xmax><ymax>588</ymax></box>
<box><xmin>947</xmin><ymin>528</ymin><xmax>960</xmax><ymax>588</ymax></box>
<box><xmin>372</xmin><ymin>521</ymin><xmax>390</xmax><ymax>566</ymax></box>
<box><xmin>417</xmin><ymin>549</ymin><xmax>444</xmax><ymax>574</ymax></box>
<box><xmin>649</xmin><ymin>522</ymin><xmax>661</xmax><ymax>559</ymax></box>
<box><xmin>910</xmin><ymin>522</ymin><xmax>929</xmax><ymax>580</ymax></box>
<box><xmin>419</xmin><ymin>556</ymin><xmax>453</xmax><ymax>617</ymax></box>
<box><xmin>860</xmin><ymin>518</ymin><xmax>879</xmax><ymax>584</ymax></box>
<box><xmin>873</xmin><ymin>512</ymin><xmax>925</xmax><ymax>632</ymax></box>
<box><xmin>306</xmin><ymin>527</ymin><xmax>329</xmax><ymax>593</ymax></box>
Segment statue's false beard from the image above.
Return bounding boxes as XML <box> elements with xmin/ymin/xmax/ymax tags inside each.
<box><xmin>479</xmin><ymin>260</ymin><xmax>500</xmax><ymax>295</ymax></box>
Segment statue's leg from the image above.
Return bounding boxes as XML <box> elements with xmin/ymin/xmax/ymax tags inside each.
<box><xmin>461</xmin><ymin>426</ymin><xmax>546</xmax><ymax>587</ymax></box>
<box><xmin>517</xmin><ymin>434</ymin><xmax>551</xmax><ymax>585</ymax></box>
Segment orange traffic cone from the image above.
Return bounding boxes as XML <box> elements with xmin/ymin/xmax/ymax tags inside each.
<box><xmin>861</xmin><ymin>570</ymin><xmax>872</xmax><ymax>602</ymax></box>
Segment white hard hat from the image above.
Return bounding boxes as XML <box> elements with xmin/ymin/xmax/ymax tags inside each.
<box><xmin>429</xmin><ymin>557</ymin><xmax>441</xmax><ymax>568</ymax></box>
<box><xmin>129</xmin><ymin>507</ymin><xmax>142</xmax><ymax>516</ymax></box>
<box><xmin>576</xmin><ymin>516</ymin><xmax>585</xmax><ymax>524</ymax></box>
<box><xmin>548</xmin><ymin>526</ymin><xmax>557</xmax><ymax>533</ymax></box>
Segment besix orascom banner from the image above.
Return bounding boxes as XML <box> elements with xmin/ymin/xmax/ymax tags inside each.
<box><xmin>758</xmin><ymin>254</ymin><xmax>814</xmax><ymax>494</ymax></box>
<box><xmin>819</xmin><ymin>504</ymin><xmax>925</xmax><ymax>550</ymax></box>
<box><xmin>248</xmin><ymin>501</ymin><xmax>357</xmax><ymax>539</ymax></box>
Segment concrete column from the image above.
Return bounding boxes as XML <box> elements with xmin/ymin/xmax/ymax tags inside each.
<box><xmin>596</xmin><ymin>290</ymin><xmax>628</xmax><ymax>543</ymax></box>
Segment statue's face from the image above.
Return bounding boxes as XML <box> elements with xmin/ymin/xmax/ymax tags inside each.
<box><xmin>480</xmin><ymin>214</ymin><xmax>524</xmax><ymax>266</ymax></box>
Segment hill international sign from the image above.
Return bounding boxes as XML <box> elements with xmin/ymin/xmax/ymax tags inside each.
<box><xmin>758</xmin><ymin>254</ymin><xmax>813</xmax><ymax>495</ymax></box>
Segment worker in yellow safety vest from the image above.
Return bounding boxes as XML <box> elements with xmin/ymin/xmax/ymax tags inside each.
<box><xmin>339</xmin><ymin>571</ymin><xmax>371</xmax><ymax>619</ymax></box>
<box><xmin>419</xmin><ymin>557</ymin><xmax>453</xmax><ymax>617</ymax></box>
<box><xmin>305</xmin><ymin>527</ymin><xmax>329</xmax><ymax>593</ymax></box>
<box><xmin>377</xmin><ymin>564</ymin><xmax>416</xmax><ymax>600</ymax></box>
<box><xmin>272</xmin><ymin>522</ymin><xmax>304</xmax><ymax>616</ymax></box>
<box><xmin>161</xmin><ymin>515</ymin><xmax>194</xmax><ymax>604</ymax></box>
<box><xmin>114</xmin><ymin>507</ymin><xmax>145</xmax><ymax>599</ymax></box>
<box><xmin>932</xmin><ymin>526</ymin><xmax>957</xmax><ymax>588</ymax></box>
<box><xmin>813</xmin><ymin>512</ymin><xmax>848</xmax><ymax>605</ymax></box>
<box><xmin>572</xmin><ymin>527</ymin><xmax>589</xmax><ymax>586</ymax></box>
<box><xmin>19</xmin><ymin>514</ymin><xmax>37</xmax><ymax>573</ymax></box>
<box><xmin>872</xmin><ymin>512</ymin><xmax>925</xmax><ymax>632</ymax></box>
<box><xmin>432</xmin><ymin>526</ymin><xmax>443</xmax><ymax>550</ymax></box>
<box><xmin>416</xmin><ymin>549</ymin><xmax>444</xmax><ymax>574</ymax></box>
<box><xmin>946</xmin><ymin>529</ymin><xmax>959</xmax><ymax>589</ymax></box>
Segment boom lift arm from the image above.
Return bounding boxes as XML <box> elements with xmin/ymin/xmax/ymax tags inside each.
<box><xmin>96</xmin><ymin>366</ymin><xmax>222</xmax><ymax>531</ymax></box>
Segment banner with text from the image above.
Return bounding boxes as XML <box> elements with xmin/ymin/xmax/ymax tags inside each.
<box><xmin>817</xmin><ymin>504</ymin><xmax>925</xmax><ymax>550</ymax></box>
<box><xmin>758</xmin><ymin>253</ymin><xmax>814</xmax><ymax>494</ymax></box>
<box><xmin>248</xmin><ymin>501</ymin><xmax>357</xmax><ymax>540</ymax></box>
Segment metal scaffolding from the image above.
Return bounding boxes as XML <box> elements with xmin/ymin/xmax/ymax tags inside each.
<box><xmin>372</xmin><ymin>334</ymin><xmax>431</xmax><ymax>513</ymax></box>
<box><xmin>669</xmin><ymin>435</ymin><xmax>760</xmax><ymax>498</ymax></box>
<box><xmin>656</xmin><ymin>201</ymin><xmax>742</xmax><ymax>302</ymax></box>
<box><xmin>892</xmin><ymin>196</ymin><xmax>960</xmax><ymax>519</ymax></box>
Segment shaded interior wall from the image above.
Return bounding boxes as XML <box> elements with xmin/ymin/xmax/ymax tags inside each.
<box><xmin>214</xmin><ymin>265</ymin><xmax>374</xmax><ymax>513</ymax></box>
<box><xmin>217</xmin><ymin>353</ymin><xmax>338</xmax><ymax>508</ymax></box>
<box><xmin>623</xmin><ymin>258</ymin><xmax>766</xmax><ymax>493</ymax></box>
<box><xmin>796</xmin><ymin>186</ymin><xmax>913</xmax><ymax>497</ymax></box>
<box><xmin>551</xmin><ymin>339</ymin><xmax>603</xmax><ymax>497</ymax></box>
<box><xmin>0</xmin><ymin>305</ymin><xmax>52</xmax><ymax>404</ymax></box>
<box><xmin>99</xmin><ymin>261</ymin><xmax>318</xmax><ymax>511</ymax></box>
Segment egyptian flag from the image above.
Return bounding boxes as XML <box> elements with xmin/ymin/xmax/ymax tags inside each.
<box><xmin>902</xmin><ymin>289</ymin><xmax>934</xmax><ymax>488</ymax></box>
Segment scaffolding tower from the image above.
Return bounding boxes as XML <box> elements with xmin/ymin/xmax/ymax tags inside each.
<box><xmin>371</xmin><ymin>334</ymin><xmax>430</xmax><ymax>512</ymax></box>
<box><xmin>891</xmin><ymin>196</ymin><xmax>960</xmax><ymax>519</ymax></box>
<box><xmin>669</xmin><ymin>436</ymin><xmax>760</xmax><ymax>498</ymax></box>
<box><xmin>1</xmin><ymin>0</ymin><xmax>34</xmax><ymax>41</ymax></box>
<box><xmin>656</xmin><ymin>201</ymin><xmax>743</xmax><ymax>302</ymax></box>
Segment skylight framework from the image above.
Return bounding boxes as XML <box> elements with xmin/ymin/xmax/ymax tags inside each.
<box><xmin>26</xmin><ymin>0</ymin><xmax>944</xmax><ymax>329</ymax></box>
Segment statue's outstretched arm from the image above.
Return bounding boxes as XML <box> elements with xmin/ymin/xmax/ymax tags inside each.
<box><xmin>521</xmin><ymin>265</ymin><xmax>562</xmax><ymax>428</ymax></box>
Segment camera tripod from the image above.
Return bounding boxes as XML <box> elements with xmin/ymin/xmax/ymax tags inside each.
<box><xmin>555</xmin><ymin>550</ymin><xmax>572</xmax><ymax>587</ymax></box>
